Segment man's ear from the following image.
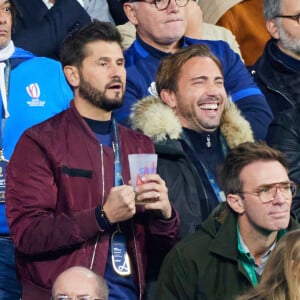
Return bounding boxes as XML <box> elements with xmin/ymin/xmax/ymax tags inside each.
<box><xmin>123</xmin><ymin>3</ymin><xmax>138</xmax><ymax>26</ymax></box>
<box><xmin>227</xmin><ymin>194</ymin><xmax>245</xmax><ymax>214</ymax></box>
<box><xmin>63</xmin><ymin>66</ymin><xmax>80</xmax><ymax>88</ymax></box>
<box><xmin>266</xmin><ymin>19</ymin><xmax>279</xmax><ymax>39</ymax></box>
<box><xmin>160</xmin><ymin>89</ymin><xmax>177</xmax><ymax>109</ymax></box>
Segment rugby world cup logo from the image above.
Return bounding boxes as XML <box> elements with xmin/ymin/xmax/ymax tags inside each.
<box><xmin>26</xmin><ymin>83</ymin><xmax>40</xmax><ymax>99</ymax></box>
<box><xmin>26</xmin><ymin>83</ymin><xmax>45</xmax><ymax>107</ymax></box>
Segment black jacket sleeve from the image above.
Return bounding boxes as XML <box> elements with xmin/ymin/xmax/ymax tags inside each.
<box><xmin>266</xmin><ymin>108</ymin><xmax>300</xmax><ymax>220</ymax></box>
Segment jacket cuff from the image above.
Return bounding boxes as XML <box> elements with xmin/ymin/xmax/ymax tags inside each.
<box><xmin>95</xmin><ymin>205</ymin><xmax>115</xmax><ymax>231</ymax></box>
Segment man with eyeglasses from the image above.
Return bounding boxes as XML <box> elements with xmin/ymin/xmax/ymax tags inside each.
<box><xmin>113</xmin><ymin>0</ymin><xmax>273</xmax><ymax>141</ymax></box>
<box><xmin>116</xmin><ymin>0</ymin><xmax>242</xmax><ymax>55</ymax></box>
<box><xmin>250</xmin><ymin>0</ymin><xmax>300</xmax><ymax>117</ymax></box>
<box><xmin>51</xmin><ymin>266</ymin><xmax>108</xmax><ymax>300</ymax></box>
<box><xmin>155</xmin><ymin>141</ymin><xmax>300</xmax><ymax>300</ymax></box>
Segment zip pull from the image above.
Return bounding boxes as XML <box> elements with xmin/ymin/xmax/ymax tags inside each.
<box><xmin>206</xmin><ymin>134</ymin><xmax>211</xmax><ymax>148</ymax></box>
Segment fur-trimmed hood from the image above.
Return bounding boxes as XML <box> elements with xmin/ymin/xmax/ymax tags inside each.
<box><xmin>130</xmin><ymin>96</ymin><xmax>254</xmax><ymax>149</ymax></box>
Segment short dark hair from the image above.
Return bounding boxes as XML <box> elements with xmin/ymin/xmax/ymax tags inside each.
<box><xmin>219</xmin><ymin>141</ymin><xmax>289</xmax><ymax>195</ymax></box>
<box><xmin>60</xmin><ymin>20</ymin><xmax>123</xmax><ymax>68</ymax></box>
<box><xmin>156</xmin><ymin>44</ymin><xmax>223</xmax><ymax>95</ymax></box>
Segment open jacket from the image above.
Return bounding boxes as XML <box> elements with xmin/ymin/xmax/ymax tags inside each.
<box><xmin>130</xmin><ymin>96</ymin><xmax>253</xmax><ymax>238</ymax></box>
<box><xmin>5</xmin><ymin>101</ymin><xmax>179</xmax><ymax>300</ymax></box>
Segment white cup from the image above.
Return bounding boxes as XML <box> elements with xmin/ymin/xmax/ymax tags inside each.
<box><xmin>128</xmin><ymin>154</ymin><xmax>158</xmax><ymax>204</ymax></box>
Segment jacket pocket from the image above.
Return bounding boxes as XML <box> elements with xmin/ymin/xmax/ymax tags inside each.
<box><xmin>61</xmin><ymin>165</ymin><xmax>93</xmax><ymax>178</ymax></box>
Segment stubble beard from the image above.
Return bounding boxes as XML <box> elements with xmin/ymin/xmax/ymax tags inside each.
<box><xmin>278</xmin><ymin>24</ymin><xmax>300</xmax><ymax>56</ymax></box>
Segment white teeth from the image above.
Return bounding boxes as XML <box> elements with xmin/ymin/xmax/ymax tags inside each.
<box><xmin>200</xmin><ymin>103</ymin><xmax>218</xmax><ymax>110</ymax></box>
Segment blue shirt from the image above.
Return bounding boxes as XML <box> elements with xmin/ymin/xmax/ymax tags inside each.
<box><xmin>84</xmin><ymin>118</ymin><xmax>138</xmax><ymax>300</ymax></box>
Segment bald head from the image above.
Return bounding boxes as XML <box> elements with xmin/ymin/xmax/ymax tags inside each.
<box><xmin>52</xmin><ymin>266</ymin><xmax>108</xmax><ymax>300</ymax></box>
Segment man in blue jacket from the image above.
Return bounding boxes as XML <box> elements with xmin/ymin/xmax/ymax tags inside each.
<box><xmin>0</xmin><ymin>0</ymin><xmax>73</xmax><ymax>298</ymax></box>
<box><xmin>114</xmin><ymin>0</ymin><xmax>273</xmax><ymax>140</ymax></box>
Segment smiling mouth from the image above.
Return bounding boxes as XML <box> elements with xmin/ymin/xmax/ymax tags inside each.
<box><xmin>199</xmin><ymin>103</ymin><xmax>219</xmax><ymax>111</ymax></box>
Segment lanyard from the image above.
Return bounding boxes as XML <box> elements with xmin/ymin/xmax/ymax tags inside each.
<box><xmin>201</xmin><ymin>135</ymin><xmax>227</xmax><ymax>202</ymax></box>
<box><xmin>111</xmin><ymin>119</ymin><xmax>132</xmax><ymax>276</ymax></box>
<box><xmin>182</xmin><ymin>132</ymin><xmax>227</xmax><ymax>203</ymax></box>
<box><xmin>112</xmin><ymin>118</ymin><xmax>123</xmax><ymax>187</ymax></box>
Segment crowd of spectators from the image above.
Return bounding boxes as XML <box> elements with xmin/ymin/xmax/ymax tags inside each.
<box><xmin>1</xmin><ymin>0</ymin><xmax>300</xmax><ymax>299</ymax></box>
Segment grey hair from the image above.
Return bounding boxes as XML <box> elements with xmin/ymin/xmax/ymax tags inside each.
<box><xmin>263</xmin><ymin>0</ymin><xmax>282</xmax><ymax>20</ymax></box>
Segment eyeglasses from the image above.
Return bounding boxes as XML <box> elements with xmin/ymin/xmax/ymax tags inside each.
<box><xmin>129</xmin><ymin>0</ymin><xmax>190</xmax><ymax>11</ymax></box>
<box><xmin>238</xmin><ymin>181</ymin><xmax>297</xmax><ymax>203</ymax></box>
<box><xmin>275</xmin><ymin>13</ymin><xmax>300</xmax><ymax>25</ymax></box>
<box><xmin>52</xmin><ymin>296</ymin><xmax>101</xmax><ymax>300</ymax></box>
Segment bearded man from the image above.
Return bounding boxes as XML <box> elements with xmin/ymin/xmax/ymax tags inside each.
<box><xmin>131</xmin><ymin>44</ymin><xmax>254</xmax><ymax>239</ymax></box>
<box><xmin>5</xmin><ymin>20</ymin><xmax>179</xmax><ymax>300</ymax></box>
<box><xmin>250</xmin><ymin>0</ymin><xmax>300</xmax><ymax>116</ymax></box>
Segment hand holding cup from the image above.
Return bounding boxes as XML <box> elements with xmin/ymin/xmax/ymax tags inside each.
<box><xmin>128</xmin><ymin>154</ymin><xmax>158</xmax><ymax>205</ymax></box>
<box><xmin>128</xmin><ymin>154</ymin><xmax>172</xmax><ymax>219</ymax></box>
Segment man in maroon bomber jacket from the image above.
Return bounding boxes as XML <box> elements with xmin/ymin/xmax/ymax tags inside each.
<box><xmin>5</xmin><ymin>21</ymin><xmax>179</xmax><ymax>300</ymax></box>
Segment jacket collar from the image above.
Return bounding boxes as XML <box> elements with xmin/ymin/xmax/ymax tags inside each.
<box><xmin>130</xmin><ymin>96</ymin><xmax>254</xmax><ymax>149</ymax></box>
<box><xmin>251</xmin><ymin>39</ymin><xmax>300</xmax><ymax>82</ymax></box>
<box><xmin>69</xmin><ymin>100</ymin><xmax>116</xmax><ymax>146</ymax></box>
<box><xmin>201</xmin><ymin>202</ymin><xmax>300</xmax><ymax>263</ymax></box>
<box><xmin>202</xmin><ymin>203</ymin><xmax>239</xmax><ymax>261</ymax></box>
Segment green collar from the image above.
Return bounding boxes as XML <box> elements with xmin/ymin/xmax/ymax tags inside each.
<box><xmin>237</xmin><ymin>224</ymin><xmax>286</xmax><ymax>286</ymax></box>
